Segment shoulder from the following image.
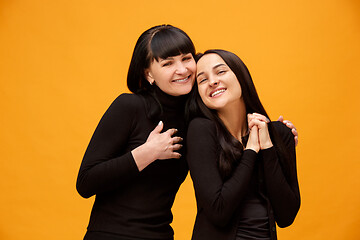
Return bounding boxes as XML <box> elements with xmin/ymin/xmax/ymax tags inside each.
<box><xmin>269</xmin><ymin>121</ymin><xmax>293</xmax><ymax>144</ymax></box>
<box><xmin>188</xmin><ymin>117</ymin><xmax>216</xmax><ymax>131</ymax></box>
<box><xmin>270</xmin><ymin>121</ymin><xmax>291</xmax><ymax>134</ymax></box>
<box><xmin>187</xmin><ymin>117</ymin><xmax>217</xmax><ymax>139</ymax></box>
<box><xmin>187</xmin><ymin>118</ymin><xmax>218</xmax><ymax>155</ymax></box>
<box><xmin>108</xmin><ymin>93</ymin><xmax>144</xmax><ymax>113</ymax></box>
<box><xmin>111</xmin><ymin>93</ymin><xmax>142</xmax><ymax>107</ymax></box>
<box><xmin>100</xmin><ymin>93</ymin><xmax>145</xmax><ymax>123</ymax></box>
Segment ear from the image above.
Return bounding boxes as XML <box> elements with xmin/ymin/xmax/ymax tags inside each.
<box><xmin>145</xmin><ymin>69</ymin><xmax>155</xmax><ymax>85</ymax></box>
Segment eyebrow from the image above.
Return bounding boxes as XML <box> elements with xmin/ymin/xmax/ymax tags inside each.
<box><xmin>159</xmin><ymin>53</ymin><xmax>191</xmax><ymax>62</ymax></box>
<box><xmin>197</xmin><ymin>63</ymin><xmax>226</xmax><ymax>78</ymax></box>
<box><xmin>159</xmin><ymin>58</ymin><xmax>173</xmax><ymax>62</ymax></box>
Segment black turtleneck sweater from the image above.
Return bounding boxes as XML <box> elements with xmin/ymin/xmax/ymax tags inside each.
<box><xmin>76</xmin><ymin>88</ymin><xmax>189</xmax><ymax>240</ymax></box>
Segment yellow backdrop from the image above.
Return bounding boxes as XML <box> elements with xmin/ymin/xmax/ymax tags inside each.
<box><xmin>1</xmin><ymin>0</ymin><xmax>359</xmax><ymax>239</ymax></box>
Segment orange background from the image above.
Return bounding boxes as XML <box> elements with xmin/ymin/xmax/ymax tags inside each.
<box><xmin>1</xmin><ymin>1</ymin><xmax>359</xmax><ymax>239</ymax></box>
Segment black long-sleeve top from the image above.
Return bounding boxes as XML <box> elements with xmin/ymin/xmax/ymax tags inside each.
<box><xmin>186</xmin><ymin>118</ymin><xmax>300</xmax><ymax>240</ymax></box>
<box><xmin>76</xmin><ymin>88</ymin><xmax>188</xmax><ymax>240</ymax></box>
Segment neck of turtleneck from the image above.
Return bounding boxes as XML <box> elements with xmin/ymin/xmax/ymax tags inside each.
<box><xmin>153</xmin><ymin>86</ymin><xmax>188</xmax><ymax>111</ymax></box>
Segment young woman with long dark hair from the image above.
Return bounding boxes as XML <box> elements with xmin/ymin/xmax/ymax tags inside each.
<box><xmin>187</xmin><ymin>50</ymin><xmax>300</xmax><ymax>240</ymax></box>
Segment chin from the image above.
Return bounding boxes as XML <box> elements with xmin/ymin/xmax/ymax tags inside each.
<box><xmin>205</xmin><ymin>102</ymin><xmax>226</xmax><ymax>111</ymax></box>
<box><xmin>175</xmin><ymin>85</ymin><xmax>194</xmax><ymax>96</ymax></box>
<box><xmin>174</xmin><ymin>89</ymin><xmax>192</xmax><ymax>96</ymax></box>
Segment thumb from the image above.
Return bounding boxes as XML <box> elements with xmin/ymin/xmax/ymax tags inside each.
<box><xmin>152</xmin><ymin>120</ymin><xmax>164</xmax><ymax>133</ymax></box>
<box><xmin>249</xmin><ymin>125</ymin><xmax>259</xmax><ymax>141</ymax></box>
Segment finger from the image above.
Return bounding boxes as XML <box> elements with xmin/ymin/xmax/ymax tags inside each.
<box><xmin>277</xmin><ymin>115</ymin><xmax>284</xmax><ymax>122</ymax></box>
<box><xmin>170</xmin><ymin>152</ymin><xmax>182</xmax><ymax>159</ymax></box>
<box><xmin>248</xmin><ymin>118</ymin><xmax>265</xmax><ymax>129</ymax></box>
<box><xmin>250</xmin><ymin>118</ymin><xmax>265</xmax><ymax>128</ymax></box>
<box><xmin>165</xmin><ymin>128</ymin><xmax>178</xmax><ymax>136</ymax></box>
<box><xmin>172</xmin><ymin>136</ymin><xmax>183</xmax><ymax>144</ymax></box>
<box><xmin>253</xmin><ymin>116</ymin><xmax>269</xmax><ymax>123</ymax></box>
<box><xmin>172</xmin><ymin>144</ymin><xmax>183</xmax><ymax>151</ymax></box>
<box><xmin>249</xmin><ymin>125</ymin><xmax>259</xmax><ymax>141</ymax></box>
<box><xmin>152</xmin><ymin>121</ymin><xmax>164</xmax><ymax>134</ymax></box>
<box><xmin>291</xmin><ymin>128</ymin><xmax>298</xmax><ymax>137</ymax></box>
<box><xmin>248</xmin><ymin>118</ymin><xmax>256</xmax><ymax>129</ymax></box>
<box><xmin>294</xmin><ymin>136</ymin><xmax>298</xmax><ymax>147</ymax></box>
<box><xmin>247</xmin><ymin>113</ymin><xmax>254</xmax><ymax>122</ymax></box>
<box><xmin>285</xmin><ymin>121</ymin><xmax>296</xmax><ymax>130</ymax></box>
<box><xmin>252</xmin><ymin>113</ymin><xmax>270</xmax><ymax>123</ymax></box>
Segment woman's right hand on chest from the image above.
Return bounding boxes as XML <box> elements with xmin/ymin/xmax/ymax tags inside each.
<box><xmin>131</xmin><ymin>121</ymin><xmax>183</xmax><ymax>171</ymax></box>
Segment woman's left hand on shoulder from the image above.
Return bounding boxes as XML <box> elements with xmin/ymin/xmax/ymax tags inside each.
<box><xmin>277</xmin><ymin>116</ymin><xmax>298</xmax><ymax>147</ymax></box>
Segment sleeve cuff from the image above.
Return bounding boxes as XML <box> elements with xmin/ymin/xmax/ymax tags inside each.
<box><xmin>260</xmin><ymin>146</ymin><xmax>278</xmax><ymax>166</ymax></box>
<box><xmin>119</xmin><ymin>151</ymin><xmax>140</xmax><ymax>177</ymax></box>
<box><xmin>241</xmin><ymin>149</ymin><xmax>258</xmax><ymax>167</ymax></box>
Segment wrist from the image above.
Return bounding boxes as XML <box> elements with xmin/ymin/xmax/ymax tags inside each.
<box><xmin>131</xmin><ymin>143</ymin><xmax>157</xmax><ymax>171</ymax></box>
<box><xmin>245</xmin><ymin>145</ymin><xmax>260</xmax><ymax>153</ymax></box>
<box><xmin>261</xmin><ymin>141</ymin><xmax>273</xmax><ymax>150</ymax></box>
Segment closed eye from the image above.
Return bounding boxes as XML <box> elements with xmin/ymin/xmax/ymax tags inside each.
<box><xmin>162</xmin><ymin>61</ymin><xmax>172</xmax><ymax>67</ymax></box>
<box><xmin>198</xmin><ymin>78</ymin><xmax>207</xmax><ymax>84</ymax></box>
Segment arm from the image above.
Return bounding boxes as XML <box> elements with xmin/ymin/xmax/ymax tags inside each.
<box><xmin>187</xmin><ymin>118</ymin><xmax>258</xmax><ymax>227</ymax></box>
<box><xmin>76</xmin><ymin>94</ymin><xmax>182</xmax><ymax>198</ymax></box>
<box><xmin>76</xmin><ymin>94</ymin><xmax>140</xmax><ymax>198</ymax></box>
<box><xmin>262</xmin><ymin>122</ymin><xmax>300</xmax><ymax>227</ymax></box>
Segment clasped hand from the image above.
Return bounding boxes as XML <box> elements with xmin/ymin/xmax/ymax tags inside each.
<box><xmin>246</xmin><ymin>113</ymin><xmax>273</xmax><ymax>153</ymax></box>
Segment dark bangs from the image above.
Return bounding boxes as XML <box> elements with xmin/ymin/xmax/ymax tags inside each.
<box><xmin>149</xmin><ymin>27</ymin><xmax>195</xmax><ymax>61</ymax></box>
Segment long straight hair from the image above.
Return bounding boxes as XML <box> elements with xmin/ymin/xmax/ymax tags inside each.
<box><xmin>187</xmin><ymin>50</ymin><xmax>293</xmax><ymax>180</ymax></box>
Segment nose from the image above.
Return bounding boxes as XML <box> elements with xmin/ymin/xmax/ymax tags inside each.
<box><xmin>175</xmin><ymin>62</ymin><xmax>187</xmax><ymax>75</ymax></box>
<box><xmin>209</xmin><ymin>76</ymin><xmax>219</xmax><ymax>87</ymax></box>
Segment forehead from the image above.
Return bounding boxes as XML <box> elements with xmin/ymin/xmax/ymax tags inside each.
<box><xmin>197</xmin><ymin>53</ymin><xmax>227</xmax><ymax>72</ymax></box>
<box><xmin>150</xmin><ymin>53</ymin><xmax>189</xmax><ymax>66</ymax></box>
<box><xmin>158</xmin><ymin>52</ymin><xmax>190</xmax><ymax>61</ymax></box>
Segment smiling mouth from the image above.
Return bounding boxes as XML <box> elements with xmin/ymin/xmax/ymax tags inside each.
<box><xmin>173</xmin><ymin>75</ymin><xmax>190</xmax><ymax>83</ymax></box>
<box><xmin>210</xmin><ymin>88</ymin><xmax>226</xmax><ymax>97</ymax></box>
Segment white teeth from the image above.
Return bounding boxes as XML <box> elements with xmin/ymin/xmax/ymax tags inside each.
<box><xmin>173</xmin><ymin>76</ymin><xmax>189</xmax><ymax>82</ymax></box>
<box><xmin>211</xmin><ymin>89</ymin><xmax>226</xmax><ymax>97</ymax></box>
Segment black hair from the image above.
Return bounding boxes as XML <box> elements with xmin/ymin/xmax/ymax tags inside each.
<box><xmin>126</xmin><ymin>25</ymin><xmax>195</xmax><ymax>122</ymax></box>
<box><xmin>187</xmin><ymin>49</ymin><xmax>293</xmax><ymax>181</ymax></box>
<box><xmin>127</xmin><ymin>24</ymin><xmax>196</xmax><ymax>94</ymax></box>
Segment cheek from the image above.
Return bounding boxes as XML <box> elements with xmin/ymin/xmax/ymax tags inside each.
<box><xmin>198</xmin><ymin>86</ymin><xmax>207</xmax><ymax>102</ymax></box>
<box><xmin>189</xmin><ymin>61</ymin><xmax>197</xmax><ymax>73</ymax></box>
<box><xmin>154</xmin><ymin>70</ymin><xmax>171</xmax><ymax>84</ymax></box>
<box><xmin>237</xmin><ymin>85</ymin><xmax>242</xmax><ymax>98</ymax></box>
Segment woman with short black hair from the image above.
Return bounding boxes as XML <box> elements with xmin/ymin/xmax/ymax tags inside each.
<box><xmin>77</xmin><ymin>24</ymin><xmax>197</xmax><ymax>240</ymax></box>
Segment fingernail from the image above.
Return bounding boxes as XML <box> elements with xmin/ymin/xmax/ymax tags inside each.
<box><xmin>158</xmin><ymin>121</ymin><xmax>163</xmax><ymax>126</ymax></box>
